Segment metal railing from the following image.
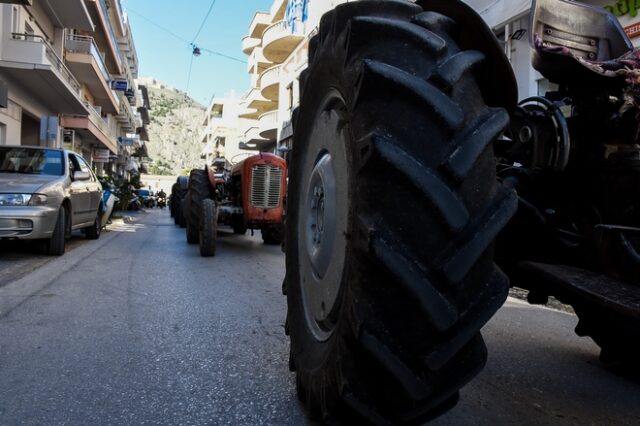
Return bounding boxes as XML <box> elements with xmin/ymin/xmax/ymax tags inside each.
<box><xmin>97</xmin><ymin>0</ymin><xmax>123</xmax><ymax>68</ymax></box>
<box><xmin>11</xmin><ymin>33</ymin><xmax>82</xmax><ymax>94</ymax></box>
<box><xmin>85</xmin><ymin>102</ymin><xmax>117</xmax><ymax>140</ymax></box>
<box><xmin>65</xmin><ymin>34</ymin><xmax>110</xmax><ymax>83</ymax></box>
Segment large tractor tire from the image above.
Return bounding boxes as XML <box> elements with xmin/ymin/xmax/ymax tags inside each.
<box><xmin>573</xmin><ymin>303</ymin><xmax>640</xmax><ymax>370</ymax></box>
<box><xmin>170</xmin><ymin>183</ymin><xmax>179</xmax><ymax>218</ymax></box>
<box><xmin>199</xmin><ymin>199</ymin><xmax>217</xmax><ymax>257</ymax></box>
<box><xmin>261</xmin><ymin>224</ymin><xmax>283</xmax><ymax>245</ymax></box>
<box><xmin>285</xmin><ymin>2</ymin><xmax>518</xmax><ymax>423</ymax></box>
<box><xmin>186</xmin><ymin>168</ymin><xmax>211</xmax><ymax>244</ymax></box>
<box><xmin>178</xmin><ymin>197</ymin><xmax>188</xmax><ymax>228</ymax></box>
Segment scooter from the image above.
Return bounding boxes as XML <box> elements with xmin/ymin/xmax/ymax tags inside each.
<box><xmin>98</xmin><ymin>178</ymin><xmax>120</xmax><ymax>228</ymax></box>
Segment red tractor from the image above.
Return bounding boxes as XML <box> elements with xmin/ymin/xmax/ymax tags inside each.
<box><xmin>183</xmin><ymin>153</ymin><xmax>287</xmax><ymax>256</ymax></box>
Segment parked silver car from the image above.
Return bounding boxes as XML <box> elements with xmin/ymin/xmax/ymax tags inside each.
<box><xmin>0</xmin><ymin>146</ymin><xmax>103</xmax><ymax>255</ymax></box>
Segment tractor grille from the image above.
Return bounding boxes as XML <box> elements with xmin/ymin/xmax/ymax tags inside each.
<box><xmin>251</xmin><ymin>164</ymin><xmax>282</xmax><ymax>209</ymax></box>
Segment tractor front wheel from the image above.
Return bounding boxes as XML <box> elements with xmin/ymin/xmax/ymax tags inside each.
<box><xmin>285</xmin><ymin>1</ymin><xmax>517</xmax><ymax>423</ymax></box>
<box><xmin>199</xmin><ymin>199</ymin><xmax>217</xmax><ymax>257</ymax></box>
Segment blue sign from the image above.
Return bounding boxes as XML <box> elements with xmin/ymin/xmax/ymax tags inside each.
<box><xmin>110</xmin><ymin>80</ymin><xmax>128</xmax><ymax>91</ymax></box>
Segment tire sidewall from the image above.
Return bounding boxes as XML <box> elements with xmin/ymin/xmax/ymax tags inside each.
<box><xmin>287</xmin><ymin>51</ymin><xmax>356</xmax><ymax>372</ymax></box>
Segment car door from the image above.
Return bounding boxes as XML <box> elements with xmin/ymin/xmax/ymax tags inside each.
<box><xmin>67</xmin><ymin>154</ymin><xmax>92</xmax><ymax>226</ymax></box>
<box><xmin>76</xmin><ymin>155</ymin><xmax>102</xmax><ymax>217</ymax></box>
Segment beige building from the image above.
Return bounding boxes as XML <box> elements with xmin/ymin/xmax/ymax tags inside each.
<box><xmin>200</xmin><ymin>96</ymin><xmax>257</xmax><ymax>165</ymax></box>
<box><xmin>0</xmin><ymin>0</ymin><xmax>148</xmax><ymax>178</ymax></box>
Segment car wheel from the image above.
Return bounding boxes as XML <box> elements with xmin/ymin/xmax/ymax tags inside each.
<box><xmin>47</xmin><ymin>207</ymin><xmax>66</xmax><ymax>256</ymax></box>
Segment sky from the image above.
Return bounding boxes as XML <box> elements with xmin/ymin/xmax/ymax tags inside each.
<box><xmin>123</xmin><ymin>0</ymin><xmax>273</xmax><ymax>106</ymax></box>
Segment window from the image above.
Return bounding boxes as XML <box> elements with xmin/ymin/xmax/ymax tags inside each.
<box><xmin>286</xmin><ymin>83</ymin><xmax>294</xmax><ymax>111</ymax></box>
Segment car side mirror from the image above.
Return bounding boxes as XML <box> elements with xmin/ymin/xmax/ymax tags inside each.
<box><xmin>74</xmin><ymin>171</ymin><xmax>91</xmax><ymax>181</ymax></box>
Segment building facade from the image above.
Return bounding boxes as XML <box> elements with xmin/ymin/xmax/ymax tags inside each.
<box><xmin>240</xmin><ymin>0</ymin><xmax>352</xmax><ymax>154</ymax></box>
<box><xmin>200</xmin><ymin>96</ymin><xmax>257</xmax><ymax>166</ymax></box>
<box><xmin>0</xmin><ymin>0</ymin><xmax>149</xmax><ymax>178</ymax></box>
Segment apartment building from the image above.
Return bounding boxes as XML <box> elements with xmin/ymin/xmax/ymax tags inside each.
<box><xmin>0</xmin><ymin>0</ymin><xmax>148</xmax><ymax>178</ymax></box>
<box><xmin>200</xmin><ymin>96</ymin><xmax>257</xmax><ymax>165</ymax></box>
<box><xmin>465</xmin><ymin>0</ymin><xmax>640</xmax><ymax>99</ymax></box>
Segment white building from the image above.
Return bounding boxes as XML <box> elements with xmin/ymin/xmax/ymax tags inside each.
<box><xmin>465</xmin><ymin>0</ymin><xmax>640</xmax><ymax>99</ymax></box>
<box><xmin>200</xmin><ymin>96</ymin><xmax>257</xmax><ymax>165</ymax></box>
<box><xmin>240</xmin><ymin>0</ymin><xmax>351</xmax><ymax>153</ymax></box>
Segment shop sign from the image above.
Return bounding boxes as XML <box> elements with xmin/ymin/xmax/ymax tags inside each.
<box><xmin>625</xmin><ymin>21</ymin><xmax>640</xmax><ymax>37</ymax></box>
<box><xmin>119</xmin><ymin>137</ymin><xmax>137</xmax><ymax>146</ymax></box>
<box><xmin>110</xmin><ymin>80</ymin><xmax>128</xmax><ymax>91</ymax></box>
<box><xmin>93</xmin><ymin>149</ymin><xmax>111</xmax><ymax>163</ymax></box>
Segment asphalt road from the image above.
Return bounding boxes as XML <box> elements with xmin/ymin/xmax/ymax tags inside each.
<box><xmin>0</xmin><ymin>209</ymin><xmax>638</xmax><ymax>425</ymax></box>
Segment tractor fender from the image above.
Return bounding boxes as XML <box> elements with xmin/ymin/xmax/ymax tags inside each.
<box><xmin>418</xmin><ymin>0</ymin><xmax>518</xmax><ymax>112</ymax></box>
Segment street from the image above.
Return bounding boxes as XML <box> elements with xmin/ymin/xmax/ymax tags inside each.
<box><xmin>0</xmin><ymin>209</ymin><xmax>638</xmax><ymax>425</ymax></box>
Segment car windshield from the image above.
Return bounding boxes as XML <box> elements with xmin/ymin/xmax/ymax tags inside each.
<box><xmin>0</xmin><ymin>147</ymin><xmax>64</xmax><ymax>176</ymax></box>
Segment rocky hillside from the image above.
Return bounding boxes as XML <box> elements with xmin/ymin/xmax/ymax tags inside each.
<box><xmin>139</xmin><ymin>78</ymin><xmax>205</xmax><ymax>175</ymax></box>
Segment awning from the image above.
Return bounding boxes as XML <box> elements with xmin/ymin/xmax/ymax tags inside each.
<box><xmin>463</xmin><ymin>0</ymin><xmax>532</xmax><ymax>29</ymax></box>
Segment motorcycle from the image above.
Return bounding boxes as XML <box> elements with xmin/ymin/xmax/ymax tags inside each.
<box><xmin>157</xmin><ymin>193</ymin><xmax>167</xmax><ymax>209</ymax></box>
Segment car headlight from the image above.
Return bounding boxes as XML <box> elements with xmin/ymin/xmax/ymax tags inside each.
<box><xmin>28</xmin><ymin>194</ymin><xmax>48</xmax><ymax>206</ymax></box>
<box><xmin>0</xmin><ymin>194</ymin><xmax>48</xmax><ymax>206</ymax></box>
<box><xmin>0</xmin><ymin>194</ymin><xmax>32</xmax><ymax>206</ymax></box>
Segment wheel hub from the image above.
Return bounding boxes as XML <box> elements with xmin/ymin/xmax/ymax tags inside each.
<box><xmin>298</xmin><ymin>94</ymin><xmax>349</xmax><ymax>342</ymax></box>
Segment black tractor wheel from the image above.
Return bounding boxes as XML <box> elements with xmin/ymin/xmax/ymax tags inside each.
<box><xmin>199</xmin><ymin>199</ymin><xmax>217</xmax><ymax>257</ymax></box>
<box><xmin>170</xmin><ymin>183</ymin><xmax>179</xmax><ymax>218</ymax></box>
<box><xmin>47</xmin><ymin>207</ymin><xmax>67</xmax><ymax>256</ymax></box>
<box><xmin>261</xmin><ymin>224</ymin><xmax>283</xmax><ymax>245</ymax></box>
<box><xmin>186</xmin><ymin>168</ymin><xmax>211</xmax><ymax>244</ymax></box>
<box><xmin>285</xmin><ymin>2</ymin><xmax>517</xmax><ymax>423</ymax></box>
<box><xmin>574</xmin><ymin>303</ymin><xmax>640</xmax><ymax>370</ymax></box>
<box><xmin>232</xmin><ymin>215</ymin><xmax>247</xmax><ymax>235</ymax></box>
<box><xmin>179</xmin><ymin>196</ymin><xmax>188</xmax><ymax>228</ymax></box>
<box><xmin>84</xmin><ymin>210</ymin><xmax>102</xmax><ymax>240</ymax></box>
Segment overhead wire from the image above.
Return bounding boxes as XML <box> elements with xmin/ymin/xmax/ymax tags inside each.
<box><xmin>191</xmin><ymin>0</ymin><xmax>218</xmax><ymax>44</ymax></box>
<box><xmin>126</xmin><ymin>7</ymin><xmax>245</xmax><ymax>63</ymax></box>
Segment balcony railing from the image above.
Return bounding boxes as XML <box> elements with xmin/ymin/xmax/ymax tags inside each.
<box><xmin>65</xmin><ymin>34</ymin><xmax>110</xmax><ymax>82</ymax></box>
<box><xmin>98</xmin><ymin>0</ymin><xmax>124</xmax><ymax>69</ymax></box>
<box><xmin>86</xmin><ymin>102</ymin><xmax>117</xmax><ymax>140</ymax></box>
<box><xmin>11</xmin><ymin>33</ymin><xmax>82</xmax><ymax>94</ymax></box>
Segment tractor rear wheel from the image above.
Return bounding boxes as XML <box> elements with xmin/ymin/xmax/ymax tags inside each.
<box><xmin>199</xmin><ymin>199</ymin><xmax>217</xmax><ymax>257</ymax></box>
<box><xmin>186</xmin><ymin>168</ymin><xmax>210</xmax><ymax>244</ymax></box>
<box><xmin>261</xmin><ymin>225</ymin><xmax>283</xmax><ymax>245</ymax></box>
<box><xmin>285</xmin><ymin>2</ymin><xmax>517</xmax><ymax>423</ymax></box>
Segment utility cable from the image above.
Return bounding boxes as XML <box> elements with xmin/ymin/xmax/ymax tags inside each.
<box><xmin>191</xmin><ymin>0</ymin><xmax>218</xmax><ymax>44</ymax></box>
<box><xmin>186</xmin><ymin>53</ymin><xmax>195</xmax><ymax>93</ymax></box>
<box><xmin>126</xmin><ymin>7</ymin><xmax>245</xmax><ymax>64</ymax></box>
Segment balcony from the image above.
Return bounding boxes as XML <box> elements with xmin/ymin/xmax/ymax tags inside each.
<box><xmin>259</xmin><ymin>110</ymin><xmax>278</xmax><ymax>140</ymax></box>
<box><xmin>86</xmin><ymin>0</ymin><xmax>123</xmax><ymax>74</ymax></box>
<box><xmin>40</xmin><ymin>0</ymin><xmax>94</xmax><ymax>31</ymax></box>
<box><xmin>65</xmin><ymin>35</ymin><xmax>119</xmax><ymax>114</ymax></box>
<box><xmin>262</xmin><ymin>20</ymin><xmax>304</xmax><ymax>63</ymax></box>
<box><xmin>243</xmin><ymin>126</ymin><xmax>271</xmax><ymax>151</ymax></box>
<box><xmin>116</xmin><ymin>93</ymin><xmax>135</xmax><ymax>132</ymax></box>
<box><xmin>247</xmin><ymin>47</ymin><xmax>271</xmax><ymax>74</ymax></box>
<box><xmin>242</xmin><ymin>36</ymin><xmax>260</xmax><ymax>55</ymax></box>
<box><xmin>248</xmin><ymin>12</ymin><xmax>271</xmax><ymax>39</ymax></box>
<box><xmin>259</xmin><ymin>64</ymin><xmax>281</xmax><ymax>101</ymax></box>
<box><xmin>0</xmin><ymin>34</ymin><xmax>87</xmax><ymax>115</ymax></box>
<box><xmin>270</xmin><ymin>0</ymin><xmax>288</xmax><ymax>22</ymax></box>
<box><xmin>61</xmin><ymin>103</ymin><xmax>118</xmax><ymax>154</ymax></box>
<box><xmin>239</xmin><ymin>88</ymin><xmax>275</xmax><ymax>120</ymax></box>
